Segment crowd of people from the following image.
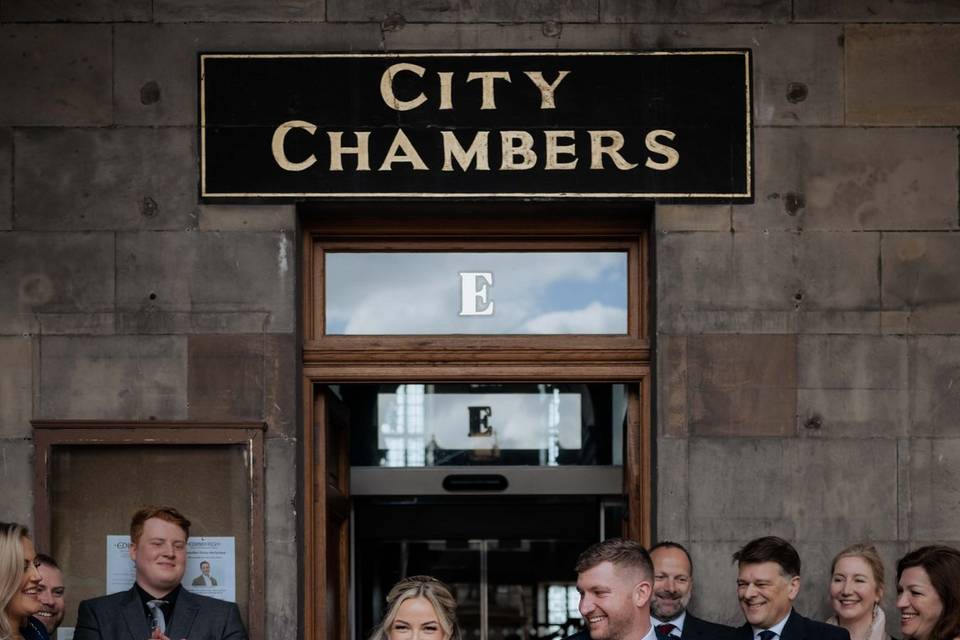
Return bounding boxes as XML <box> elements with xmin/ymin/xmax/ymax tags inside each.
<box><xmin>1</xmin><ymin>511</ymin><xmax>958</xmax><ymax>640</ymax></box>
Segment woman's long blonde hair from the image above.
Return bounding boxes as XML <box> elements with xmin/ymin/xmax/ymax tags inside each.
<box><xmin>0</xmin><ymin>522</ymin><xmax>29</xmax><ymax>640</ymax></box>
<box><xmin>368</xmin><ymin>575</ymin><xmax>462</xmax><ymax>640</ymax></box>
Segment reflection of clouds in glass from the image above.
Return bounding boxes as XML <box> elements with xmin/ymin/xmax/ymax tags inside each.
<box><xmin>327</xmin><ymin>252</ymin><xmax>627</xmax><ymax>334</ymax></box>
<box><xmin>520</xmin><ymin>301</ymin><xmax>627</xmax><ymax>334</ymax></box>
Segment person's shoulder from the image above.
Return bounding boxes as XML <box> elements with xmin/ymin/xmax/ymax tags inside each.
<box><xmin>790</xmin><ymin>612</ymin><xmax>850</xmax><ymax>640</ymax></box>
<box><xmin>686</xmin><ymin>612</ymin><xmax>738</xmax><ymax>634</ymax></box>
<box><xmin>79</xmin><ymin>589</ymin><xmax>132</xmax><ymax>609</ymax></box>
<box><xmin>181</xmin><ymin>589</ymin><xmax>241</xmax><ymax>612</ymax></box>
<box><xmin>561</xmin><ymin>631</ymin><xmax>591</xmax><ymax>640</ymax></box>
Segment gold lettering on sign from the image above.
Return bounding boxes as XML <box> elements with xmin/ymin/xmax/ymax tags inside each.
<box><xmin>500</xmin><ymin>131</ymin><xmax>536</xmax><ymax>170</ymax></box>
<box><xmin>328</xmin><ymin>131</ymin><xmax>371</xmax><ymax>171</ymax></box>
<box><xmin>380</xmin><ymin>63</ymin><xmax>428</xmax><ymax>111</ymax></box>
<box><xmin>588</xmin><ymin>131</ymin><xmax>638</xmax><ymax>170</ymax></box>
<box><xmin>442</xmin><ymin>131</ymin><xmax>490</xmax><ymax>171</ymax></box>
<box><xmin>466</xmin><ymin>71</ymin><xmax>511</xmax><ymax>110</ymax></box>
<box><xmin>271</xmin><ymin>120</ymin><xmax>317</xmax><ymax>171</ymax></box>
<box><xmin>644</xmin><ymin>129</ymin><xmax>680</xmax><ymax>170</ymax></box>
<box><xmin>523</xmin><ymin>71</ymin><xmax>570</xmax><ymax>109</ymax></box>
<box><xmin>544</xmin><ymin>130</ymin><xmax>578</xmax><ymax>170</ymax></box>
<box><xmin>438</xmin><ymin>72</ymin><xmax>454</xmax><ymax>110</ymax></box>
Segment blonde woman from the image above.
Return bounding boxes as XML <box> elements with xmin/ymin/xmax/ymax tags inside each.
<box><xmin>368</xmin><ymin>575</ymin><xmax>462</xmax><ymax>640</ymax></box>
<box><xmin>0</xmin><ymin>522</ymin><xmax>46</xmax><ymax>640</ymax></box>
<box><xmin>827</xmin><ymin>544</ymin><xmax>889</xmax><ymax>640</ymax></box>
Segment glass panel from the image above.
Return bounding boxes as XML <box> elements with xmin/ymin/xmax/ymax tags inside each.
<box><xmin>354</xmin><ymin>497</ymin><xmax>602</xmax><ymax>640</ymax></box>
<box><xmin>325</xmin><ymin>252</ymin><xmax>628</xmax><ymax>335</ymax></box>
<box><xmin>343</xmin><ymin>383</ymin><xmax>627</xmax><ymax>467</ymax></box>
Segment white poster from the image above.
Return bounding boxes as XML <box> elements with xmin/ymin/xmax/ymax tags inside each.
<box><xmin>105</xmin><ymin>535</ymin><xmax>237</xmax><ymax>602</ymax></box>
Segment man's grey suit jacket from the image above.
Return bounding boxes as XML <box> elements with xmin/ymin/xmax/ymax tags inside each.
<box><xmin>74</xmin><ymin>586</ymin><xmax>248</xmax><ymax>640</ymax></box>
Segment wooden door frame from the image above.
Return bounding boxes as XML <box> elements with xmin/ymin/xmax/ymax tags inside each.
<box><xmin>300</xmin><ymin>206</ymin><xmax>653</xmax><ymax>640</ymax></box>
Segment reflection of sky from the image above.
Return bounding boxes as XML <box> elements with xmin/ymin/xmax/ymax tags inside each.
<box><xmin>326</xmin><ymin>252</ymin><xmax>627</xmax><ymax>334</ymax></box>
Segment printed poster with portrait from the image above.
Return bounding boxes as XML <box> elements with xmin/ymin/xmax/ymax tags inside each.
<box><xmin>105</xmin><ymin>535</ymin><xmax>237</xmax><ymax>602</ymax></box>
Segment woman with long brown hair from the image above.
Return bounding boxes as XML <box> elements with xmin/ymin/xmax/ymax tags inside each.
<box><xmin>896</xmin><ymin>545</ymin><xmax>960</xmax><ymax>640</ymax></box>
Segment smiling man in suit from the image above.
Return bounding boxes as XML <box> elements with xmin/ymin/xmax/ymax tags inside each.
<box><xmin>733</xmin><ymin>537</ymin><xmax>848</xmax><ymax>640</ymax></box>
<box><xmin>75</xmin><ymin>506</ymin><xmax>247</xmax><ymax>640</ymax></box>
<box><xmin>650</xmin><ymin>542</ymin><xmax>735</xmax><ymax>640</ymax></box>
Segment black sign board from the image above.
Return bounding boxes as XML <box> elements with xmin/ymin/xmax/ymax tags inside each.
<box><xmin>200</xmin><ymin>51</ymin><xmax>752</xmax><ymax>201</ymax></box>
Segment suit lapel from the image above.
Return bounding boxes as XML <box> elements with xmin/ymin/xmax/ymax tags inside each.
<box><xmin>780</xmin><ymin>611</ymin><xmax>802</xmax><ymax>640</ymax></box>
<box><xmin>121</xmin><ymin>587</ymin><xmax>151</xmax><ymax>640</ymax></box>
<box><xmin>167</xmin><ymin>588</ymin><xmax>201</xmax><ymax>640</ymax></box>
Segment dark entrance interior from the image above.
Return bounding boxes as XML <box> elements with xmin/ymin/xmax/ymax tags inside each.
<box><xmin>355</xmin><ymin>496</ymin><xmax>624</xmax><ymax>640</ymax></box>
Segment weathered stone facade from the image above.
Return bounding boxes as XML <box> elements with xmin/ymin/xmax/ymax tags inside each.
<box><xmin>1</xmin><ymin>1</ymin><xmax>958</xmax><ymax>635</ymax></box>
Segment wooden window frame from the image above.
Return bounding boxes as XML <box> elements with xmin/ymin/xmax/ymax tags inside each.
<box><xmin>300</xmin><ymin>205</ymin><xmax>653</xmax><ymax>640</ymax></box>
<box><xmin>32</xmin><ymin>420</ymin><xmax>267</xmax><ymax>640</ymax></box>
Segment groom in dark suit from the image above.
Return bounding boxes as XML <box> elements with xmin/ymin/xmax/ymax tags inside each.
<box><xmin>650</xmin><ymin>542</ymin><xmax>735</xmax><ymax>640</ymax></box>
<box><xmin>732</xmin><ymin>537</ymin><xmax>848</xmax><ymax>640</ymax></box>
<box><xmin>74</xmin><ymin>506</ymin><xmax>247</xmax><ymax>640</ymax></box>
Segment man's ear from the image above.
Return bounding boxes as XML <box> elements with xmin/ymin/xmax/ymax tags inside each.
<box><xmin>633</xmin><ymin>580</ymin><xmax>653</xmax><ymax>608</ymax></box>
<box><xmin>786</xmin><ymin>575</ymin><xmax>801</xmax><ymax>601</ymax></box>
<box><xmin>129</xmin><ymin>542</ymin><xmax>138</xmax><ymax>562</ymax></box>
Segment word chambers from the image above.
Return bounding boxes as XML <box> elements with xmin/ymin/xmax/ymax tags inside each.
<box><xmin>271</xmin><ymin>63</ymin><xmax>680</xmax><ymax>174</ymax></box>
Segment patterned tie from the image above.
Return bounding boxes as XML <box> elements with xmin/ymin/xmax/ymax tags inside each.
<box><xmin>657</xmin><ymin>623</ymin><xmax>678</xmax><ymax>638</ymax></box>
<box><xmin>758</xmin><ymin>630</ymin><xmax>777</xmax><ymax>640</ymax></box>
<box><xmin>146</xmin><ymin>599</ymin><xmax>168</xmax><ymax>634</ymax></box>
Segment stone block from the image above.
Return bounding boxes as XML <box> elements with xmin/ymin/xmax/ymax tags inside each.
<box><xmin>14</xmin><ymin>128</ymin><xmax>197</xmax><ymax>231</ymax></box>
<box><xmin>688</xmin><ymin>438</ymin><xmax>793</xmax><ymax>540</ymax></box>
<box><xmin>796</xmin><ymin>0</ymin><xmax>960</xmax><ymax>21</ymax></box>
<box><xmin>783</xmin><ymin>439</ymin><xmax>898</xmax><ymax>541</ymax></box>
<box><xmin>558</xmin><ymin>23</ymin><xmax>843</xmax><ymax>127</ymax></box>
<box><xmin>116</xmin><ymin>231</ymin><xmax>295</xmax><ymax>334</ymax></box>
<box><xmin>796</xmin><ymin>336</ymin><xmax>908</xmax><ymax>438</ymax></box>
<box><xmin>0</xmin><ymin>440</ymin><xmax>34</xmax><ymax>525</ymax></box>
<box><xmin>655</xmin><ymin>437</ymin><xmax>688</xmax><ymax>541</ymax></box>
<box><xmin>263</xmin><ymin>335</ymin><xmax>297</xmax><ymax>438</ymax></box>
<box><xmin>797</xmin><ymin>232</ymin><xmax>880</xmax><ymax>310</ymax></box>
<box><xmin>116</xmin><ymin>311</ymin><xmax>271</xmax><ymax>335</ymax></box>
<box><xmin>187</xmin><ymin>335</ymin><xmax>265</xmax><ymax>421</ymax></box>
<box><xmin>798</xmin><ymin>335</ymin><xmax>907</xmax><ymax>391</ymax></box>
<box><xmin>798</xmin><ymin>389</ymin><xmax>905</xmax><ymax>440</ymax></box>
<box><xmin>114</xmin><ymin>23</ymin><xmax>382</xmax><ymax>126</ymax></box>
<box><xmin>910</xmin><ymin>336</ymin><xmax>960</xmax><ymax>437</ymax></box>
<box><xmin>1</xmin><ymin>0</ymin><xmax>151</xmax><ymax>21</ymax></box>
<box><xmin>686</xmin><ymin>335</ymin><xmax>796</xmax><ymax>437</ymax></box>
<box><xmin>384</xmin><ymin>23</ymin><xmax>561</xmax><ymax>50</ymax></box>
<box><xmin>36</xmin><ymin>313</ymin><xmax>116</xmax><ymax>336</ymax></box>
<box><xmin>687</xmin><ymin>541</ymin><xmax>742</xmax><ymax>626</ymax></box>
<box><xmin>847</xmin><ymin>25</ymin><xmax>960</xmax><ymax>125</ymax></box>
<box><xmin>905</xmin><ymin>438</ymin><xmax>960</xmax><ymax>541</ymax></box>
<box><xmin>38</xmin><ymin>335</ymin><xmax>187</xmax><ymax>420</ymax></box>
<box><xmin>0</xmin><ymin>26</ymin><xmax>111</xmax><ymax>126</ymax></box>
<box><xmin>0</xmin><ymin>337</ymin><xmax>32</xmax><ymax>438</ymax></box>
<box><xmin>734</xmin><ymin>128</ymin><xmax>958</xmax><ymax>232</ymax></box>
<box><xmin>328</xmin><ymin>0</ymin><xmax>598</xmax><ymax>22</ymax></box>
<box><xmin>156</xmin><ymin>0</ymin><xmax>322</xmax><ymax>21</ymax></box>
<box><xmin>657</xmin><ymin>231</ymin><xmax>800</xmax><ymax>334</ymax></box>
<box><xmin>655</xmin><ymin>205</ymin><xmax>730</xmax><ymax>232</ymax></box>
<box><xmin>797</xmin><ymin>310</ymin><xmax>880</xmax><ymax>335</ymax></box>
<box><xmin>658</xmin><ymin>335</ymin><xmax>688</xmax><ymax>437</ymax></box>
<box><xmin>199</xmin><ymin>205</ymin><xmax>296</xmax><ymax>232</ymax></box>
<box><xmin>0</xmin><ymin>129</ymin><xmax>10</xmax><ymax>230</ymax></box>
<box><xmin>0</xmin><ymin>232</ymin><xmax>114</xmax><ymax>335</ymax></box>
<box><xmin>883</xmin><ymin>234</ymin><xmax>960</xmax><ymax>334</ymax></box>
<box><xmin>265</xmin><ymin>437</ymin><xmax>298</xmax><ymax>640</ymax></box>
<box><xmin>600</xmin><ymin>0</ymin><xmax>790</xmax><ymax>22</ymax></box>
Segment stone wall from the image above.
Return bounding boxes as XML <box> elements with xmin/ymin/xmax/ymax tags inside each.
<box><xmin>1</xmin><ymin>1</ymin><xmax>958</xmax><ymax>636</ymax></box>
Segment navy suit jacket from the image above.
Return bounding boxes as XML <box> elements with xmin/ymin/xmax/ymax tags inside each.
<box><xmin>736</xmin><ymin>610</ymin><xmax>850</xmax><ymax>640</ymax></box>
<box><xmin>683</xmin><ymin>612</ymin><xmax>738</xmax><ymax>640</ymax></box>
<box><xmin>74</xmin><ymin>585</ymin><xmax>248</xmax><ymax>640</ymax></box>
